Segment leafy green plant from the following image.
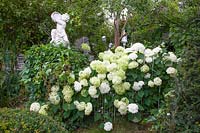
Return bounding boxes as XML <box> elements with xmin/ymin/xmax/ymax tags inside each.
<box><xmin>0</xmin><ymin>49</ymin><xmax>22</xmax><ymax>107</ymax></box>
<box><xmin>29</xmin><ymin>43</ymin><xmax>179</xmax><ymax>131</ymax></box>
<box><xmin>0</xmin><ymin>108</ymin><xmax>67</xmax><ymax>132</ymax></box>
<box><xmin>68</xmin><ymin>44</ymin><xmax>179</xmax><ymax>129</ymax></box>
<box><xmin>153</xmin><ymin>36</ymin><xmax>200</xmax><ymax>133</ymax></box>
<box><xmin>21</xmin><ymin>44</ymin><xmax>88</xmax><ymax>102</ymax></box>
<box><xmin>152</xmin><ymin>1</ymin><xmax>200</xmax><ymax>132</ymax></box>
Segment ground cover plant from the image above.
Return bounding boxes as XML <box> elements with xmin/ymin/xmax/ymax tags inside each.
<box><xmin>0</xmin><ymin>108</ymin><xmax>67</xmax><ymax>132</ymax></box>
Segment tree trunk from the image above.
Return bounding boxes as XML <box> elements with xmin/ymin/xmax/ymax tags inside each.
<box><xmin>114</xmin><ymin>18</ymin><xmax>120</xmax><ymax>47</ymax></box>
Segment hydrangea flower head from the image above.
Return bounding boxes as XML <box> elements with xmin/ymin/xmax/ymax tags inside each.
<box><xmin>130</xmin><ymin>43</ymin><xmax>145</xmax><ymax>53</ymax></box>
<box><xmin>115</xmin><ymin>46</ymin><xmax>125</xmax><ymax>53</ymax></box>
<box><xmin>128</xmin><ymin>61</ymin><xmax>139</xmax><ymax>69</ymax></box>
<box><xmin>148</xmin><ymin>80</ymin><xmax>154</xmax><ymax>88</ymax></box>
<box><xmin>51</xmin><ymin>85</ymin><xmax>59</xmax><ymax>92</ymax></box>
<box><xmin>49</xmin><ymin>92</ymin><xmax>60</xmax><ymax>105</ymax></box>
<box><xmin>88</xmin><ymin>86</ymin><xmax>97</xmax><ymax>97</ymax></box>
<box><xmin>39</xmin><ymin>105</ymin><xmax>48</xmax><ymax>115</ymax></box>
<box><xmin>140</xmin><ymin>64</ymin><xmax>150</xmax><ymax>73</ymax></box>
<box><xmin>154</xmin><ymin>77</ymin><xmax>162</xmax><ymax>86</ymax></box>
<box><xmin>30</xmin><ymin>102</ymin><xmax>40</xmax><ymax>112</ymax></box>
<box><xmin>113</xmin><ymin>84</ymin><xmax>126</xmax><ymax>95</ymax></box>
<box><xmin>85</xmin><ymin>102</ymin><xmax>93</xmax><ymax>115</ymax></box>
<box><xmin>80</xmin><ymin>79</ymin><xmax>88</xmax><ymax>87</ymax></box>
<box><xmin>74</xmin><ymin>81</ymin><xmax>82</xmax><ymax>92</ymax></box>
<box><xmin>128</xmin><ymin>103</ymin><xmax>139</xmax><ymax>114</ymax></box>
<box><xmin>99</xmin><ymin>81</ymin><xmax>111</xmax><ymax>94</ymax></box>
<box><xmin>90</xmin><ymin>77</ymin><xmax>101</xmax><ymax>87</ymax></box>
<box><xmin>104</xmin><ymin>122</ymin><xmax>113</xmax><ymax>131</ymax></box>
<box><xmin>166</xmin><ymin>67</ymin><xmax>177</xmax><ymax>77</ymax></box>
<box><xmin>144</xmin><ymin>48</ymin><xmax>154</xmax><ymax>57</ymax></box>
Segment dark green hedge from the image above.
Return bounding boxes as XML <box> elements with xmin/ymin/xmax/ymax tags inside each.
<box><xmin>0</xmin><ymin>108</ymin><xmax>68</xmax><ymax>132</ymax></box>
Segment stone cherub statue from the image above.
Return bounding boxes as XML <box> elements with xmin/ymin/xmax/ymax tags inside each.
<box><xmin>50</xmin><ymin>12</ymin><xmax>70</xmax><ymax>48</ymax></box>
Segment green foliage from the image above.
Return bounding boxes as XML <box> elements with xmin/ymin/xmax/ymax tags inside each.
<box><xmin>125</xmin><ymin>0</ymin><xmax>183</xmax><ymax>48</ymax></box>
<box><xmin>0</xmin><ymin>72</ymin><xmax>21</xmax><ymax>107</ymax></box>
<box><xmin>0</xmin><ymin>0</ymin><xmax>111</xmax><ymax>54</ymax></box>
<box><xmin>0</xmin><ymin>108</ymin><xmax>67</xmax><ymax>132</ymax></box>
<box><xmin>0</xmin><ymin>0</ymin><xmax>58</xmax><ymax>50</ymax></box>
<box><xmin>0</xmin><ymin>49</ymin><xmax>22</xmax><ymax>107</ymax></box>
<box><xmin>25</xmin><ymin>44</ymin><xmax>178</xmax><ymax>131</ymax></box>
<box><xmin>152</xmin><ymin>1</ymin><xmax>200</xmax><ymax>132</ymax></box>
<box><xmin>21</xmin><ymin>44</ymin><xmax>88</xmax><ymax>102</ymax></box>
<box><xmin>153</xmin><ymin>44</ymin><xmax>200</xmax><ymax>133</ymax></box>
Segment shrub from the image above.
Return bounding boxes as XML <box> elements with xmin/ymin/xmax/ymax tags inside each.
<box><xmin>152</xmin><ymin>45</ymin><xmax>200</xmax><ymax>132</ymax></box>
<box><xmin>29</xmin><ymin>43</ymin><xmax>179</xmax><ymax>131</ymax></box>
<box><xmin>152</xmin><ymin>1</ymin><xmax>200</xmax><ymax>132</ymax></box>
<box><xmin>0</xmin><ymin>108</ymin><xmax>67</xmax><ymax>132</ymax></box>
<box><xmin>21</xmin><ymin>44</ymin><xmax>88</xmax><ymax>102</ymax></box>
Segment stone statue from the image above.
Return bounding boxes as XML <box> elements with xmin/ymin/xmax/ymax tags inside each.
<box><xmin>50</xmin><ymin>12</ymin><xmax>70</xmax><ymax>48</ymax></box>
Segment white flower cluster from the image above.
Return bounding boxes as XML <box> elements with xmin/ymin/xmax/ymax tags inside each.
<box><xmin>62</xmin><ymin>85</ymin><xmax>74</xmax><ymax>103</ymax></box>
<box><xmin>147</xmin><ymin>77</ymin><xmax>162</xmax><ymax>88</ymax></box>
<box><xmin>90</xmin><ymin>77</ymin><xmax>101</xmax><ymax>87</ymax></box>
<box><xmin>79</xmin><ymin>67</ymin><xmax>92</xmax><ymax>79</ymax></box>
<box><xmin>74</xmin><ymin>67</ymin><xmax>92</xmax><ymax>92</ymax></box>
<box><xmin>153</xmin><ymin>77</ymin><xmax>162</xmax><ymax>86</ymax></box>
<box><xmin>140</xmin><ymin>64</ymin><xmax>150</xmax><ymax>73</ymax></box>
<box><xmin>128</xmin><ymin>61</ymin><xmax>139</xmax><ymax>69</ymax></box>
<box><xmin>113</xmin><ymin>82</ymin><xmax>131</xmax><ymax>95</ymax></box>
<box><xmin>126</xmin><ymin>43</ymin><xmax>145</xmax><ymax>53</ymax></box>
<box><xmin>166</xmin><ymin>67</ymin><xmax>177</xmax><ymax>77</ymax></box>
<box><xmin>74</xmin><ymin>81</ymin><xmax>82</xmax><ymax>92</ymax></box>
<box><xmin>148</xmin><ymin>80</ymin><xmax>155</xmax><ymax>88</ymax></box>
<box><xmin>74</xmin><ymin>43</ymin><xmax>178</xmax><ymax>96</ymax></box>
<box><xmin>30</xmin><ymin>102</ymin><xmax>48</xmax><ymax>116</ymax></box>
<box><xmin>30</xmin><ymin>102</ymin><xmax>40</xmax><ymax>112</ymax></box>
<box><xmin>104</xmin><ymin>122</ymin><xmax>113</xmax><ymax>131</ymax></box>
<box><xmin>99</xmin><ymin>81</ymin><xmax>111</xmax><ymax>94</ymax></box>
<box><xmin>128</xmin><ymin>52</ymin><xmax>138</xmax><ymax>60</ymax></box>
<box><xmin>74</xmin><ymin>101</ymin><xmax>93</xmax><ymax>115</ymax></box>
<box><xmin>38</xmin><ymin>104</ymin><xmax>48</xmax><ymax>115</ymax></box>
<box><xmin>133</xmin><ymin>81</ymin><xmax>144</xmax><ymax>91</ymax></box>
<box><xmin>114</xmin><ymin>97</ymin><xmax>129</xmax><ymax>115</ymax></box>
<box><xmin>88</xmin><ymin>86</ymin><xmax>98</xmax><ymax>98</ymax></box>
<box><xmin>90</xmin><ymin>60</ymin><xmax>107</xmax><ymax>74</ymax></box>
<box><xmin>127</xmin><ymin>103</ymin><xmax>139</xmax><ymax>114</ymax></box>
<box><xmin>114</xmin><ymin>97</ymin><xmax>139</xmax><ymax>115</ymax></box>
<box><xmin>51</xmin><ymin>85</ymin><xmax>59</xmax><ymax>92</ymax></box>
<box><xmin>49</xmin><ymin>85</ymin><xmax>60</xmax><ymax>105</ymax></box>
<box><xmin>144</xmin><ymin>73</ymin><xmax>151</xmax><ymax>79</ymax></box>
<box><xmin>163</xmin><ymin>52</ymin><xmax>177</xmax><ymax>62</ymax></box>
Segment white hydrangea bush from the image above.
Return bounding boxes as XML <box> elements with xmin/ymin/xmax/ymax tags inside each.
<box><xmin>30</xmin><ymin>42</ymin><xmax>179</xmax><ymax>131</ymax></box>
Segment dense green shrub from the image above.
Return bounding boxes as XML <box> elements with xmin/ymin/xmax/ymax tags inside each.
<box><xmin>0</xmin><ymin>108</ymin><xmax>67</xmax><ymax>132</ymax></box>
<box><xmin>153</xmin><ymin>45</ymin><xmax>200</xmax><ymax>132</ymax></box>
<box><xmin>21</xmin><ymin>44</ymin><xmax>88</xmax><ymax>102</ymax></box>
<box><xmin>152</xmin><ymin>1</ymin><xmax>200</xmax><ymax>132</ymax></box>
<box><xmin>28</xmin><ymin>43</ymin><xmax>180</xmax><ymax>131</ymax></box>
